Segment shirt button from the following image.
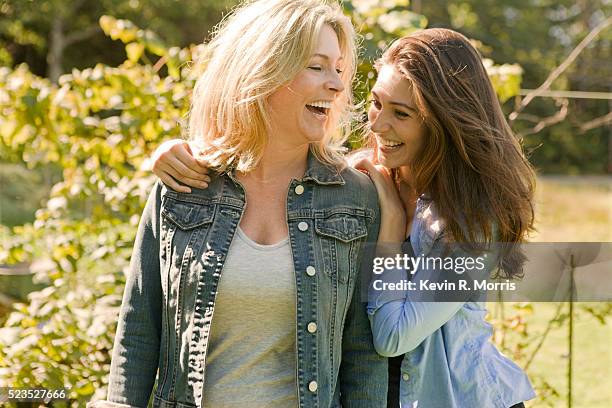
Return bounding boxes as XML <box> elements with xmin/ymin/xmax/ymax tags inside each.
<box><xmin>306</xmin><ymin>266</ymin><xmax>316</xmax><ymax>276</ymax></box>
<box><xmin>402</xmin><ymin>373</ymin><xmax>410</xmax><ymax>381</ymax></box>
<box><xmin>295</xmin><ymin>185</ymin><xmax>305</xmax><ymax>195</ymax></box>
<box><xmin>307</xmin><ymin>322</ymin><xmax>317</xmax><ymax>333</ymax></box>
<box><xmin>308</xmin><ymin>381</ymin><xmax>318</xmax><ymax>392</ymax></box>
<box><xmin>298</xmin><ymin>221</ymin><xmax>308</xmax><ymax>231</ymax></box>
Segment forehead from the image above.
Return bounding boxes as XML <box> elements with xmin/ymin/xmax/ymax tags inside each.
<box><xmin>373</xmin><ymin>64</ymin><xmax>414</xmax><ymax>101</ymax></box>
<box><xmin>312</xmin><ymin>24</ymin><xmax>342</xmax><ymax>61</ymax></box>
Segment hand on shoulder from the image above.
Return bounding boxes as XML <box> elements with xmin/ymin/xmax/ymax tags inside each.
<box><xmin>149</xmin><ymin>139</ymin><xmax>211</xmax><ymax>193</ymax></box>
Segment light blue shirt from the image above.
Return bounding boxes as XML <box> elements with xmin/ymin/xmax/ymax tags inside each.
<box><xmin>368</xmin><ymin>196</ymin><xmax>535</xmax><ymax>407</ymax></box>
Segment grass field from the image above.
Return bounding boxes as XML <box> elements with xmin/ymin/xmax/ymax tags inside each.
<box><xmin>494</xmin><ymin>176</ymin><xmax>611</xmax><ymax>408</ymax></box>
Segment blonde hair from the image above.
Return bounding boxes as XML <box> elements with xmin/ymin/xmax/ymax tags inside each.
<box><xmin>188</xmin><ymin>0</ymin><xmax>357</xmax><ymax>172</ymax></box>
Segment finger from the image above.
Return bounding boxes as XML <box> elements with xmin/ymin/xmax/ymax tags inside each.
<box><xmin>159</xmin><ymin>174</ymin><xmax>191</xmax><ymax>194</ymax></box>
<box><xmin>167</xmin><ymin>155</ymin><xmax>210</xmax><ymax>181</ymax></box>
<box><xmin>372</xmin><ymin>145</ymin><xmax>379</xmax><ymax>164</ymax></box>
<box><xmin>158</xmin><ymin>162</ymin><xmax>208</xmax><ymax>189</ymax></box>
<box><xmin>159</xmin><ymin>163</ymin><xmax>210</xmax><ymax>188</ymax></box>
<box><xmin>195</xmin><ymin>157</ymin><xmax>210</xmax><ymax>174</ymax></box>
<box><xmin>355</xmin><ymin>160</ymin><xmax>399</xmax><ymax>200</ymax></box>
<box><xmin>353</xmin><ymin>158</ymin><xmax>380</xmax><ymax>177</ymax></box>
<box><xmin>172</xmin><ymin>145</ymin><xmax>210</xmax><ymax>175</ymax></box>
<box><xmin>157</xmin><ymin>161</ymin><xmax>182</xmax><ymax>180</ymax></box>
<box><xmin>355</xmin><ymin>161</ymin><xmax>385</xmax><ymax>186</ymax></box>
<box><xmin>184</xmin><ymin>141</ymin><xmax>193</xmax><ymax>156</ymax></box>
<box><xmin>376</xmin><ymin>165</ymin><xmax>395</xmax><ymax>183</ymax></box>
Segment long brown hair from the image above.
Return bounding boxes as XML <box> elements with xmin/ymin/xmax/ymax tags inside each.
<box><xmin>376</xmin><ymin>28</ymin><xmax>536</xmax><ymax>278</ymax></box>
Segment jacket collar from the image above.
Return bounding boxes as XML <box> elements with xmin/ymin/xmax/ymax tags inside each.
<box><xmin>225</xmin><ymin>146</ymin><xmax>345</xmax><ymax>185</ymax></box>
<box><xmin>301</xmin><ymin>146</ymin><xmax>345</xmax><ymax>185</ymax></box>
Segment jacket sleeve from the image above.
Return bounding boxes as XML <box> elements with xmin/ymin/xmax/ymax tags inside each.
<box><xmin>89</xmin><ymin>182</ymin><xmax>164</xmax><ymax>408</ymax></box>
<box><xmin>338</xmin><ymin>185</ymin><xmax>388</xmax><ymax>407</ymax></box>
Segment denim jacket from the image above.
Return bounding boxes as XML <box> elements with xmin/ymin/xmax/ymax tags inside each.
<box><xmin>368</xmin><ymin>195</ymin><xmax>535</xmax><ymax>407</ymax></box>
<box><xmin>90</xmin><ymin>150</ymin><xmax>388</xmax><ymax>408</ymax></box>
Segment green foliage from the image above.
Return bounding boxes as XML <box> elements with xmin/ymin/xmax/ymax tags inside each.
<box><xmin>0</xmin><ymin>15</ymin><xmax>198</xmax><ymax>404</ymax></box>
<box><xmin>0</xmin><ymin>5</ymin><xmax>525</xmax><ymax>405</ymax></box>
<box><xmin>0</xmin><ymin>0</ymin><xmax>236</xmax><ymax>75</ymax></box>
<box><xmin>348</xmin><ymin>0</ymin><xmax>428</xmax><ymax>102</ymax></box>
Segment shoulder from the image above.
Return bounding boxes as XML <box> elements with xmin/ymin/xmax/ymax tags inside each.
<box><xmin>340</xmin><ymin>165</ymin><xmax>376</xmax><ymax>191</ymax></box>
<box><xmin>412</xmin><ymin>198</ymin><xmax>445</xmax><ymax>255</ymax></box>
<box><xmin>338</xmin><ymin>166</ymin><xmax>379</xmax><ymax>212</ymax></box>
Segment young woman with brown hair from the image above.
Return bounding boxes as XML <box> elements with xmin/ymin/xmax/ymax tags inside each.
<box><xmin>356</xmin><ymin>28</ymin><xmax>536</xmax><ymax>408</ymax></box>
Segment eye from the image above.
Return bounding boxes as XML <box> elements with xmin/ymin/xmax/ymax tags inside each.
<box><xmin>308</xmin><ymin>66</ymin><xmax>322</xmax><ymax>71</ymax></box>
<box><xmin>369</xmin><ymin>98</ymin><xmax>381</xmax><ymax>109</ymax></box>
<box><xmin>395</xmin><ymin>110</ymin><xmax>410</xmax><ymax>119</ymax></box>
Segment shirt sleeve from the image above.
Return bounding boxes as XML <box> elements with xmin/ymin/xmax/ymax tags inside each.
<box><xmin>367</xmin><ymin>235</ymin><xmax>496</xmax><ymax>357</ymax></box>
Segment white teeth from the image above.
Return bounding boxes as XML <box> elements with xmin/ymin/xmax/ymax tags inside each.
<box><xmin>379</xmin><ymin>138</ymin><xmax>403</xmax><ymax>147</ymax></box>
<box><xmin>307</xmin><ymin>101</ymin><xmax>331</xmax><ymax>109</ymax></box>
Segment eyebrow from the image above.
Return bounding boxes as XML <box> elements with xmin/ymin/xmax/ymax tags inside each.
<box><xmin>312</xmin><ymin>53</ymin><xmax>344</xmax><ymax>62</ymax></box>
<box><xmin>372</xmin><ymin>90</ymin><xmax>417</xmax><ymax>112</ymax></box>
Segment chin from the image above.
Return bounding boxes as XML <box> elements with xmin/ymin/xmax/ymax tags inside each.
<box><xmin>304</xmin><ymin>129</ymin><xmax>326</xmax><ymax>143</ymax></box>
<box><xmin>377</xmin><ymin>146</ymin><xmax>410</xmax><ymax>169</ymax></box>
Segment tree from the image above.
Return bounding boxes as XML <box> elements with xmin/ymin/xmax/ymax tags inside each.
<box><xmin>0</xmin><ymin>0</ymin><xmax>237</xmax><ymax>81</ymax></box>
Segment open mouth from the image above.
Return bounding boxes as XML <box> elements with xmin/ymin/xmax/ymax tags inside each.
<box><xmin>306</xmin><ymin>101</ymin><xmax>331</xmax><ymax>118</ymax></box>
<box><xmin>378</xmin><ymin>138</ymin><xmax>404</xmax><ymax>150</ymax></box>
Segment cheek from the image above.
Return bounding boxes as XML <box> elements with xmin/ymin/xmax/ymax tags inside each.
<box><xmin>290</xmin><ymin>71</ymin><xmax>317</xmax><ymax>95</ymax></box>
<box><xmin>400</xmin><ymin>121</ymin><xmax>426</xmax><ymax>147</ymax></box>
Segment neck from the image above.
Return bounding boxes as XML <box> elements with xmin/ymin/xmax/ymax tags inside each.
<box><xmin>397</xmin><ymin>166</ymin><xmax>419</xmax><ymax>209</ymax></box>
<box><xmin>240</xmin><ymin>139</ymin><xmax>309</xmax><ymax>183</ymax></box>
<box><xmin>398</xmin><ymin>166</ymin><xmax>415</xmax><ymax>190</ymax></box>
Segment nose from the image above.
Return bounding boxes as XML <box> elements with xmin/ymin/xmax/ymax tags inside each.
<box><xmin>326</xmin><ymin>72</ymin><xmax>345</xmax><ymax>94</ymax></box>
<box><xmin>369</xmin><ymin>107</ymin><xmax>390</xmax><ymax>134</ymax></box>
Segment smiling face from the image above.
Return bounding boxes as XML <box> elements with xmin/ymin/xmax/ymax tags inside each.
<box><xmin>368</xmin><ymin>64</ymin><xmax>427</xmax><ymax>169</ymax></box>
<box><xmin>267</xmin><ymin>24</ymin><xmax>345</xmax><ymax>146</ymax></box>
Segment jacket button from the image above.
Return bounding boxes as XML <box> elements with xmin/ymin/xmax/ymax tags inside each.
<box><xmin>402</xmin><ymin>373</ymin><xmax>410</xmax><ymax>381</ymax></box>
<box><xmin>308</xmin><ymin>380</ymin><xmax>318</xmax><ymax>392</ymax></box>
<box><xmin>295</xmin><ymin>185</ymin><xmax>305</xmax><ymax>195</ymax></box>
<box><xmin>306</xmin><ymin>266</ymin><xmax>316</xmax><ymax>276</ymax></box>
<box><xmin>298</xmin><ymin>221</ymin><xmax>308</xmax><ymax>231</ymax></box>
<box><xmin>307</xmin><ymin>322</ymin><xmax>317</xmax><ymax>333</ymax></box>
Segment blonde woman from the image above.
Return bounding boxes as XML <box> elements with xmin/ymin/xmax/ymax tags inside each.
<box><xmin>89</xmin><ymin>1</ymin><xmax>387</xmax><ymax>407</ymax></box>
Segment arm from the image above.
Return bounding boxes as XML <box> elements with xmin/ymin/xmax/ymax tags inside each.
<box><xmin>150</xmin><ymin>139</ymin><xmax>210</xmax><ymax>193</ymax></box>
<box><xmin>90</xmin><ymin>182</ymin><xmax>164</xmax><ymax>407</ymax></box>
<box><xmin>339</xmin><ymin>181</ymin><xmax>388</xmax><ymax>408</ymax></box>
<box><xmin>355</xmin><ymin>158</ymin><xmax>490</xmax><ymax>357</ymax></box>
<box><xmin>367</xmin><ymin>247</ymin><xmax>471</xmax><ymax>357</ymax></box>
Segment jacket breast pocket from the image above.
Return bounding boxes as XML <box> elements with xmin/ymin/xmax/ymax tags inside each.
<box><xmin>315</xmin><ymin>212</ymin><xmax>368</xmax><ymax>284</ymax></box>
<box><xmin>160</xmin><ymin>196</ymin><xmax>216</xmax><ymax>279</ymax></box>
<box><xmin>161</xmin><ymin>196</ymin><xmax>216</xmax><ymax>231</ymax></box>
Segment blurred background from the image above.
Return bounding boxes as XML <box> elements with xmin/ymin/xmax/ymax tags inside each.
<box><xmin>0</xmin><ymin>0</ymin><xmax>610</xmax><ymax>406</ymax></box>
